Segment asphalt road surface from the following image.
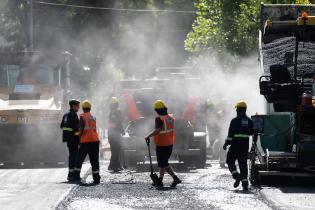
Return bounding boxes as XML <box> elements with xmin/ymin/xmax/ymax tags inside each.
<box><xmin>0</xmin><ymin>164</ymin><xmax>90</xmax><ymax>210</ymax></box>
<box><xmin>1</xmin><ymin>161</ymin><xmax>315</xmax><ymax>210</ymax></box>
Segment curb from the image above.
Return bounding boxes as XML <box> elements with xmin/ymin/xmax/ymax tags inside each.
<box><xmin>54</xmin><ymin>163</ymin><xmax>91</xmax><ymax>210</ymax></box>
<box><xmin>257</xmin><ymin>188</ymin><xmax>288</xmax><ymax>210</ymax></box>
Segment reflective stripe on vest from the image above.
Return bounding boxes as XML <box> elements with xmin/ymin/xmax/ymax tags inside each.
<box><xmin>159</xmin><ymin>117</ymin><xmax>174</xmax><ymax>134</ymax></box>
<box><xmin>234</xmin><ymin>134</ymin><xmax>250</xmax><ymax>138</ymax></box>
<box><xmin>83</xmin><ymin>115</ymin><xmax>97</xmax><ymax>130</ymax></box>
<box><xmin>63</xmin><ymin>127</ymin><xmax>73</xmax><ymax>131</ymax></box>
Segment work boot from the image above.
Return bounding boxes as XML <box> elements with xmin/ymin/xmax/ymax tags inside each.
<box><xmin>233</xmin><ymin>179</ymin><xmax>241</xmax><ymax>188</ymax></box>
<box><xmin>108</xmin><ymin>164</ymin><xmax>114</xmax><ymax>171</ymax></box>
<box><xmin>232</xmin><ymin>172</ymin><xmax>240</xmax><ymax>188</ymax></box>
<box><xmin>113</xmin><ymin>167</ymin><xmax>123</xmax><ymax>173</ymax></box>
<box><xmin>170</xmin><ymin>176</ymin><xmax>182</xmax><ymax>188</ymax></box>
<box><xmin>67</xmin><ymin>172</ymin><xmax>73</xmax><ymax>181</ymax></box>
<box><xmin>72</xmin><ymin>171</ymin><xmax>81</xmax><ymax>183</ymax></box>
<box><xmin>93</xmin><ymin>179</ymin><xmax>100</xmax><ymax>184</ymax></box>
<box><xmin>242</xmin><ymin>180</ymin><xmax>249</xmax><ymax>191</ymax></box>
<box><xmin>93</xmin><ymin>174</ymin><xmax>101</xmax><ymax>184</ymax></box>
<box><xmin>156</xmin><ymin>177</ymin><xmax>164</xmax><ymax>188</ymax></box>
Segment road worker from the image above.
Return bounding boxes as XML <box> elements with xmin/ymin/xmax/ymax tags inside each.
<box><xmin>223</xmin><ymin>100</ymin><xmax>253</xmax><ymax>191</ymax></box>
<box><xmin>108</xmin><ymin>97</ymin><xmax>124</xmax><ymax>172</ymax></box>
<box><xmin>73</xmin><ymin>100</ymin><xmax>100</xmax><ymax>184</ymax></box>
<box><xmin>145</xmin><ymin>100</ymin><xmax>182</xmax><ymax>188</ymax></box>
<box><xmin>60</xmin><ymin>99</ymin><xmax>80</xmax><ymax>182</ymax></box>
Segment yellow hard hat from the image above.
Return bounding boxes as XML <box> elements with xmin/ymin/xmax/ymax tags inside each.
<box><xmin>82</xmin><ymin>100</ymin><xmax>92</xmax><ymax>109</ymax></box>
<box><xmin>154</xmin><ymin>100</ymin><xmax>166</xmax><ymax>110</ymax></box>
<box><xmin>235</xmin><ymin>100</ymin><xmax>247</xmax><ymax>109</ymax></box>
<box><xmin>111</xmin><ymin>97</ymin><xmax>119</xmax><ymax>104</ymax></box>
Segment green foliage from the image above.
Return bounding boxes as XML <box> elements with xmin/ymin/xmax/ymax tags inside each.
<box><xmin>0</xmin><ymin>0</ymin><xmax>195</xmax><ymax>73</ymax></box>
<box><xmin>185</xmin><ymin>0</ymin><xmax>263</xmax><ymax>56</ymax></box>
<box><xmin>271</xmin><ymin>0</ymin><xmax>313</xmax><ymax>3</ymax></box>
<box><xmin>0</xmin><ymin>0</ymin><xmax>28</xmax><ymax>50</ymax></box>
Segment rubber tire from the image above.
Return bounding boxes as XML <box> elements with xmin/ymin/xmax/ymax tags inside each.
<box><xmin>194</xmin><ymin>137</ymin><xmax>207</xmax><ymax>168</ymax></box>
<box><xmin>195</xmin><ymin>149</ymin><xmax>207</xmax><ymax>168</ymax></box>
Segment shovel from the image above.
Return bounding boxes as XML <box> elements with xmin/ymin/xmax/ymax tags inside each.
<box><xmin>146</xmin><ymin>138</ymin><xmax>159</xmax><ymax>186</ymax></box>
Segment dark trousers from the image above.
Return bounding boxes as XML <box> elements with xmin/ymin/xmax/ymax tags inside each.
<box><xmin>75</xmin><ymin>141</ymin><xmax>100</xmax><ymax>181</ymax></box>
<box><xmin>67</xmin><ymin>140</ymin><xmax>79</xmax><ymax>176</ymax></box>
<box><xmin>226</xmin><ymin>146</ymin><xmax>248</xmax><ymax>187</ymax></box>
<box><xmin>108</xmin><ymin>133</ymin><xmax>121</xmax><ymax>170</ymax></box>
<box><xmin>156</xmin><ymin>145</ymin><xmax>173</xmax><ymax>168</ymax></box>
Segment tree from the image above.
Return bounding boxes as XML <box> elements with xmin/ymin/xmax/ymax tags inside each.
<box><xmin>185</xmin><ymin>0</ymin><xmax>315</xmax><ymax>56</ymax></box>
<box><xmin>0</xmin><ymin>0</ymin><xmax>28</xmax><ymax>50</ymax></box>
<box><xmin>185</xmin><ymin>0</ymin><xmax>262</xmax><ymax>56</ymax></box>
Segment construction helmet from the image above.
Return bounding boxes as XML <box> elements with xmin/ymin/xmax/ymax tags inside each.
<box><xmin>235</xmin><ymin>100</ymin><xmax>247</xmax><ymax>109</ymax></box>
<box><xmin>69</xmin><ymin>99</ymin><xmax>80</xmax><ymax>107</ymax></box>
<box><xmin>154</xmin><ymin>100</ymin><xmax>166</xmax><ymax>110</ymax></box>
<box><xmin>111</xmin><ymin>97</ymin><xmax>119</xmax><ymax>104</ymax></box>
<box><xmin>82</xmin><ymin>100</ymin><xmax>92</xmax><ymax>109</ymax></box>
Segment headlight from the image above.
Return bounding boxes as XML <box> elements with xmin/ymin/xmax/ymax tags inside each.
<box><xmin>0</xmin><ymin>116</ymin><xmax>6</xmax><ymax>123</ymax></box>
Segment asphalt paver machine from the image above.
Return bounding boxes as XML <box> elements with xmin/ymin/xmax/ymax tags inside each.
<box><xmin>250</xmin><ymin>4</ymin><xmax>315</xmax><ymax>185</ymax></box>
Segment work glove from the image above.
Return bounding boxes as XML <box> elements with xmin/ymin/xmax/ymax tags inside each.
<box><xmin>223</xmin><ymin>139</ymin><xmax>232</xmax><ymax>150</ymax></box>
<box><xmin>223</xmin><ymin>144</ymin><xmax>227</xmax><ymax>151</ymax></box>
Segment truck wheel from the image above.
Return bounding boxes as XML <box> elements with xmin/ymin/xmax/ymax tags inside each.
<box><xmin>180</xmin><ymin>156</ymin><xmax>194</xmax><ymax>167</ymax></box>
<box><xmin>194</xmin><ymin>137</ymin><xmax>207</xmax><ymax>168</ymax></box>
<box><xmin>195</xmin><ymin>149</ymin><xmax>207</xmax><ymax>168</ymax></box>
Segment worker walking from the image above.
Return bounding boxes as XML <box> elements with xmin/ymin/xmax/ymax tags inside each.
<box><xmin>223</xmin><ymin>101</ymin><xmax>253</xmax><ymax>191</ymax></box>
<box><xmin>145</xmin><ymin>100</ymin><xmax>182</xmax><ymax>188</ymax></box>
<box><xmin>108</xmin><ymin>97</ymin><xmax>124</xmax><ymax>172</ymax></box>
<box><xmin>60</xmin><ymin>99</ymin><xmax>80</xmax><ymax>182</ymax></box>
<box><xmin>73</xmin><ymin>100</ymin><xmax>101</xmax><ymax>184</ymax></box>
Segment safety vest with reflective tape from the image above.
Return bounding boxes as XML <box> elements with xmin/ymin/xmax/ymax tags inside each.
<box><xmin>80</xmin><ymin>112</ymin><xmax>99</xmax><ymax>143</ymax></box>
<box><xmin>154</xmin><ymin>114</ymin><xmax>175</xmax><ymax>146</ymax></box>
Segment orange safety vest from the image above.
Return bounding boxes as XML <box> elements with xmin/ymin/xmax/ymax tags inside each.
<box><xmin>154</xmin><ymin>114</ymin><xmax>175</xmax><ymax>146</ymax></box>
<box><xmin>80</xmin><ymin>112</ymin><xmax>99</xmax><ymax>143</ymax></box>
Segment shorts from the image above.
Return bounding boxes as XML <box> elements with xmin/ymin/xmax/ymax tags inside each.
<box><xmin>156</xmin><ymin>145</ymin><xmax>173</xmax><ymax>168</ymax></box>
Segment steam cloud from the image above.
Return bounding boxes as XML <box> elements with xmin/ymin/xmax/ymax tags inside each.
<box><xmin>0</xmin><ymin>2</ymin><xmax>265</xmax><ymax>163</ymax></box>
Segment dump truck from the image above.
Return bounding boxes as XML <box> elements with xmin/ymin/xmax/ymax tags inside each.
<box><xmin>0</xmin><ymin>51</ymin><xmax>82</xmax><ymax>165</ymax></box>
<box><xmin>249</xmin><ymin>4</ymin><xmax>315</xmax><ymax>185</ymax></box>
<box><xmin>116</xmin><ymin>67</ymin><xmax>208</xmax><ymax>168</ymax></box>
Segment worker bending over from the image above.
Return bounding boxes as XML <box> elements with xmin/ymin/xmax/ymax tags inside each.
<box><xmin>73</xmin><ymin>100</ymin><xmax>101</xmax><ymax>184</ymax></box>
<box><xmin>223</xmin><ymin>101</ymin><xmax>253</xmax><ymax>191</ymax></box>
<box><xmin>60</xmin><ymin>99</ymin><xmax>80</xmax><ymax>182</ymax></box>
<box><xmin>145</xmin><ymin>100</ymin><xmax>182</xmax><ymax>188</ymax></box>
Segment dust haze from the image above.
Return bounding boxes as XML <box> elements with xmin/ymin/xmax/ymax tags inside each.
<box><xmin>0</xmin><ymin>2</ymin><xmax>265</xmax><ymax>163</ymax></box>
